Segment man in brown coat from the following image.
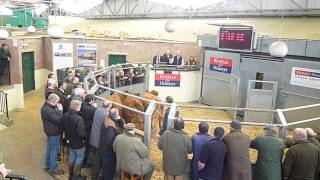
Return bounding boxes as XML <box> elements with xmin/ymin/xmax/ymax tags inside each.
<box><xmin>223</xmin><ymin>120</ymin><xmax>252</xmax><ymax>180</ymax></box>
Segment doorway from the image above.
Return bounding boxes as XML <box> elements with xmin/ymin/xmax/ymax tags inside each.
<box><xmin>22</xmin><ymin>52</ymin><xmax>35</xmax><ymax>93</ymax></box>
<box><xmin>108</xmin><ymin>54</ymin><xmax>126</xmax><ymax>66</ymax></box>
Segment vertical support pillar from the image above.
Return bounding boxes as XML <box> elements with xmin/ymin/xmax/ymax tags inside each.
<box><xmin>167</xmin><ymin>103</ymin><xmax>177</xmax><ymax>130</ymax></box>
<box><xmin>144</xmin><ymin>100</ymin><xmax>156</xmax><ymax>157</ymax></box>
<box><xmin>276</xmin><ymin>109</ymin><xmax>288</xmax><ymax>140</ymax></box>
<box><xmin>108</xmin><ymin>71</ymin><xmax>111</xmax><ymax>96</ymax></box>
<box><xmin>144</xmin><ymin>65</ymin><xmax>149</xmax><ymax>92</ymax></box>
<box><xmin>112</xmin><ymin>65</ymin><xmax>117</xmax><ymax>89</ymax></box>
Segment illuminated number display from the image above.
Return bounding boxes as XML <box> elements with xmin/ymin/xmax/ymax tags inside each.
<box><xmin>218</xmin><ymin>27</ymin><xmax>253</xmax><ymax>51</ymax></box>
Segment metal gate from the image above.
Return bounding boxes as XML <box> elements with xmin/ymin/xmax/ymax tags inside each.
<box><xmin>244</xmin><ymin>80</ymin><xmax>278</xmax><ymax>123</ymax></box>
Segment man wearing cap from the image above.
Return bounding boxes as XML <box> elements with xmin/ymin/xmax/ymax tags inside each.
<box><xmin>306</xmin><ymin>128</ymin><xmax>320</xmax><ymax>148</ymax></box>
<box><xmin>283</xmin><ymin>128</ymin><xmax>320</xmax><ymax>180</ymax></box>
<box><xmin>250</xmin><ymin>125</ymin><xmax>284</xmax><ymax>180</ymax></box>
<box><xmin>198</xmin><ymin>127</ymin><xmax>227</xmax><ymax>180</ymax></box>
<box><xmin>113</xmin><ymin>123</ymin><xmax>155</xmax><ymax>180</ymax></box>
<box><xmin>223</xmin><ymin>120</ymin><xmax>252</xmax><ymax>180</ymax></box>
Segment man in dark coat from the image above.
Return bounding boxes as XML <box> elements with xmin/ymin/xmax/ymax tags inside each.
<box><xmin>99</xmin><ymin>108</ymin><xmax>125</xmax><ymax>180</ymax></box>
<box><xmin>223</xmin><ymin>120</ymin><xmax>252</xmax><ymax>180</ymax></box>
<box><xmin>62</xmin><ymin>100</ymin><xmax>87</xmax><ymax>180</ymax></box>
<box><xmin>153</xmin><ymin>52</ymin><xmax>164</xmax><ymax>66</ymax></box>
<box><xmin>198</xmin><ymin>127</ymin><xmax>226</xmax><ymax>180</ymax></box>
<box><xmin>306</xmin><ymin>128</ymin><xmax>320</xmax><ymax>148</ymax></box>
<box><xmin>55</xmin><ymin>81</ymin><xmax>68</xmax><ymax>113</ymax></box>
<box><xmin>250</xmin><ymin>125</ymin><xmax>284</xmax><ymax>180</ymax></box>
<box><xmin>45</xmin><ymin>79</ymin><xmax>56</xmax><ymax>100</ymax></box>
<box><xmin>191</xmin><ymin>122</ymin><xmax>212</xmax><ymax>180</ymax></box>
<box><xmin>40</xmin><ymin>94</ymin><xmax>64</xmax><ymax>176</ymax></box>
<box><xmin>159</xmin><ymin>96</ymin><xmax>179</xmax><ymax>136</ymax></box>
<box><xmin>80</xmin><ymin>94</ymin><xmax>97</xmax><ymax>166</ymax></box>
<box><xmin>173</xmin><ymin>51</ymin><xmax>184</xmax><ymax>66</ymax></box>
<box><xmin>283</xmin><ymin>128</ymin><xmax>320</xmax><ymax>180</ymax></box>
<box><xmin>0</xmin><ymin>43</ymin><xmax>11</xmax><ymax>84</ymax></box>
<box><xmin>158</xmin><ymin>118</ymin><xmax>193</xmax><ymax>180</ymax></box>
<box><xmin>163</xmin><ymin>50</ymin><xmax>173</xmax><ymax>65</ymax></box>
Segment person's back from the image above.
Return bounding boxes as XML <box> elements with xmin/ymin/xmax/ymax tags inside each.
<box><xmin>283</xmin><ymin>140</ymin><xmax>320</xmax><ymax>180</ymax></box>
<box><xmin>199</xmin><ymin>138</ymin><xmax>226</xmax><ymax>180</ymax></box>
<box><xmin>251</xmin><ymin>135</ymin><xmax>284</xmax><ymax>180</ymax></box>
<box><xmin>159</xmin><ymin>128</ymin><xmax>193</xmax><ymax>176</ymax></box>
<box><xmin>223</xmin><ymin>122</ymin><xmax>252</xmax><ymax>180</ymax></box>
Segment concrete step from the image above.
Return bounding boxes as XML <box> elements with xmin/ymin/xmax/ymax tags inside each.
<box><xmin>0</xmin><ymin>112</ymin><xmax>13</xmax><ymax>127</ymax></box>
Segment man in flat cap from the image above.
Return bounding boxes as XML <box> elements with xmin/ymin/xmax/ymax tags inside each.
<box><xmin>250</xmin><ymin>125</ymin><xmax>284</xmax><ymax>180</ymax></box>
<box><xmin>113</xmin><ymin>123</ymin><xmax>155</xmax><ymax>180</ymax></box>
<box><xmin>223</xmin><ymin>120</ymin><xmax>252</xmax><ymax>180</ymax></box>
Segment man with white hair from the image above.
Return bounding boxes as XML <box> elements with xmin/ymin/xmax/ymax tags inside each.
<box><xmin>45</xmin><ymin>78</ymin><xmax>56</xmax><ymax>100</ymax></box>
<box><xmin>40</xmin><ymin>93</ymin><xmax>64</xmax><ymax>176</ymax></box>
<box><xmin>65</xmin><ymin>88</ymin><xmax>86</xmax><ymax>111</ymax></box>
<box><xmin>173</xmin><ymin>51</ymin><xmax>184</xmax><ymax>66</ymax></box>
<box><xmin>283</xmin><ymin>128</ymin><xmax>320</xmax><ymax>180</ymax></box>
<box><xmin>306</xmin><ymin>128</ymin><xmax>320</xmax><ymax>148</ymax></box>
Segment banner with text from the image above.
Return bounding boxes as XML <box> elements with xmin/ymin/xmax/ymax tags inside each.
<box><xmin>155</xmin><ymin>73</ymin><xmax>181</xmax><ymax>87</ymax></box>
<box><xmin>290</xmin><ymin>67</ymin><xmax>320</xmax><ymax>90</ymax></box>
<box><xmin>209</xmin><ymin>57</ymin><xmax>233</xmax><ymax>74</ymax></box>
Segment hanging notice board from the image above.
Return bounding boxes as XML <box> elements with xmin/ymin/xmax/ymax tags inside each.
<box><xmin>77</xmin><ymin>44</ymin><xmax>97</xmax><ymax>67</ymax></box>
<box><xmin>52</xmin><ymin>43</ymin><xmax>74</xmax><ymax>71</ymax></box>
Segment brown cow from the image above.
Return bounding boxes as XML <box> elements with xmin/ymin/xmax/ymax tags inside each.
<box><xmin>122</xmin><ymin>93</ymin><xmax>145</xmax><ymax>130</ymax></box>
<box><xmin>107</xmin><ymin>93</ymin><xmax>125</xmax><ymax>118</ymax></box>
<box><xmin>143</xmin><ymin>90</ymin><xmax>164</xmax><ymax>129</ymax></box>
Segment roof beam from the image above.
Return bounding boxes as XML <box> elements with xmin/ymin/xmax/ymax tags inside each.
<box><xmin>288</xmin><ymin>0</ymin><xmax>304</xmax><ymax>9</ymax></box>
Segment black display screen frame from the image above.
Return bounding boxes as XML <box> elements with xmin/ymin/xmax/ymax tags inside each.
<box><xmin>218</xmin><ymin>27</ymin><xmax>254</xmax><ymax>52</ymax></box>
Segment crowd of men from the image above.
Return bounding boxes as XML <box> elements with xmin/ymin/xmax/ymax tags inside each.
<box><xmin>41</xmin><ymin>69</ymin><xmax>320</xmax><ymax>180</ymax></box>
<box><xmin>152</xmin><ymin>50</ymin><xmax>198</xmax><ymax>66</ymax></box>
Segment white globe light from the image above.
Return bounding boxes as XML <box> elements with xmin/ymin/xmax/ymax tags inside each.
<box><xmin>165</xmin><ymin>21</ymin><xmax>176</xmax><ymax>33</ymax></box>
<box><xmin>27</xmin><ymin>26</ymin><xmax>36</xmax><ymax>33</ymax></box>
<box><xmin>47</xmin><ymin>24</ymin><xmax>64</xmax><ymax>38</ymax></box>
<box><xmin>269</xmin><ymin>41</ymin><xmax>288</xmax><ymax>58</ymax></box>
<box><xmin>0</xmin><ymin>29</ymin><xmax>9</xmax><ymax>39</ymax></box>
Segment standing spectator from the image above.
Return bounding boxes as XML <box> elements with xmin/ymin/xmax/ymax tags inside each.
<box><xmin>198</xmin><ymin>127</ymin><xmax>226</xmax><ymax>180</ymax></box>
<box><xmin>306</xmin><ymin>128</ymin><xmax>320</xmax><ymax>148</ymax></box>
<box><xmin>158</xmin><ymin>118</ymin><xmax>193</xmax><ymax>180</ymax></box>
<box><xmin>46</xmin><ymin>73</ymin><xmax>55</xmax><ymax>87</ymax></box>
<box><xmin>283</xmin><ymin>128</ymin><xmax>320</xmax><ymax>180</ymax></box>
<box><xmin>80</xmin><ymin>94</ymin><xmax>97</xmax><ymax>167</ymax></box>
<box><xmin>163</xmin><ymin>50</ymin><xmax>173</xmax><ymax>65</ymax></box>
<box><xmin>223</xmin><ymin>120</ymin><xmax>252</xmax><ymax>180</ymax></box>
<box><xmin>250</xmin><ymin>125</ymin><xmax>284</xmax><ymax>180</ymax></box>
<box><xmin>173</xmin><ymin>51</ymin><xmax>184</xmax><ymax>66</ymax></box>
<box><xmin>62</xmin><ymin>100</ymin><xmax>87</xmax><ymax>180</ymax></box>
<box><xmin>40</xmin><ymin>94</ymin><xmax>64</xmax><ymax>175</ymax></box>
<box><xmin>54</xmin><ymin>81</ymin><xmax>68</xmax><ymax>113</ymax></box>
<box><xmin>0</xmin><ymin>43</ymin><xmax>11</xmax><ymax>84</ymax></box>
<box><xmin>90</xmin><ymin>100</ymin><xmax>112</xmax><ymax>180</ymax></box>
<box><xmin>153</xmin><ymin>51</ymin><xmax>164</xmax><ymax>66</ymax></box>
<box><xmin>99</xmin><ymin>108</ymin><xmax>124</xmax><ymax>180</ymax></box>
<box><xmin>65</xmin><ymin>88</ymin><xmax>86</xmax><ymax>111</ymax></box>
<box><xmin>45</xmin><ymin>79</ymin><xmax>56</xmax><ymax>100</ymax></box>
<box><xmin>191</xmin><ymin>122</ymin><xmax>212</xmax><ymax>180</ymax></box>
<box><xmin>159</xmin><ymin>96</ymin><xmax>179</xmax><ymax>136</ymax></box>
<box><xmin>75</xmin><ymin>69</ymin><xmax>85</xmax><ymax>82</ymax></box>
<box><xmin>113</xmin><ymin>123</ymin><xmax>155</xmax><ymax>180</ymax></box>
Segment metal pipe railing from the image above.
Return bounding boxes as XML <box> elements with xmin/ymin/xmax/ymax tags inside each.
<box><xmin>286</xmin><ymin>117</ymin><xmax>320</xmax><ymax>126</ymax></box>
<box><xmin>177</xmin><ymin>104</ymin><xmax>276</xmax><ymax>113</ymax></box>
<box><xmin>182</xmin><ymin>118</ymin><xmax>281</xmax><ymax>127</ymax></box>
<box><xmin>282</xmin><ymin>103</ymin><xmax>320</xmax><ymax>112</ymax></box>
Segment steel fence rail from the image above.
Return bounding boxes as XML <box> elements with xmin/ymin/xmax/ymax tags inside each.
<box><xmin>176</xmin><ymin>104</ymin><xmax>276</xmax><ymax>113</ymax></box>
<box><xmin>182</xmin><ymin>118</ymin><xmax>281</xmax><ymax>127</ymax></box>
<box><xmin>282</xmin><ymin>103</ymin><xmax>320</xmax><ymax>112</ymax></box>
<box><xmin>286</xmin><ymin>117</ymin><xmax>320</xmax><ymax>126</ymax></box>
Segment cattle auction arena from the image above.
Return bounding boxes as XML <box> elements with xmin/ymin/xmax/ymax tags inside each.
<box><xmin>54</xmin><ymin>106</ymin><xmax>264</xmax><ymax>180</ymax></box>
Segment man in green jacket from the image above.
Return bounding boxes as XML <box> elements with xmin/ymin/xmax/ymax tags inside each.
<box><xmin>283</xmin><ymin>128</ymin><xmax>320</xmax><ymax>180</ymax></box>
<box><xmin>158</xmin><ymin>118</ymin><xmax>193</xmax><ymax>180</ymax></box>
<box><xmin>250</xmin><ymin>125</ymin><xmax>284</xmax><ymax>180</ymax></box>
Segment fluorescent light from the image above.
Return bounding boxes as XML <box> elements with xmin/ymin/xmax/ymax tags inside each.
<box><xmin>148</xmin><ymin>0</ymin><xmax>224</xmax><ymax>9</ymax></box>
<box><xmin>58</xmin><ymin>0</ymin><xmax>103</xmax><ymax>14</ymax></box>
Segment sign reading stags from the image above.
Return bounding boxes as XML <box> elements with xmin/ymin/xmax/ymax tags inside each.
<box><xmin>209</xmin><ymin>57</ymin><xmax>233</xmax><ymax>74</ymax></box>
<box><xmin>155</xmin><ymin>73</ymin><xmax>181</xmax><ymax>87</ymax></box>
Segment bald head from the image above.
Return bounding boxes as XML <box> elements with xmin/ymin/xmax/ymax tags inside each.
<box><xmin>293</xmin><ymin>128</ymin><xmax>307</xmax><ymax>141</ymax></box>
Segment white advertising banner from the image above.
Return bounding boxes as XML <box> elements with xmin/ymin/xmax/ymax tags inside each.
<box><xmin>290</xmin><ymin>67</ymin><xmax>320</xmax><ymax>90</ymax></box>
<box><xmin>52</xmin><ymin>43</ymin><xmax>74</xmax><ymax>71</ymax></box>
<box><xmin>77</xmin><ymin>44</ymin><xmax>97</xmax><ymax>67</ymax></box>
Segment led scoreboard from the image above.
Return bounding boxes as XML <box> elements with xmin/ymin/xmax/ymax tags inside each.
<box><xmin>218</xmin><ymin>27</ymin><xmax>254</xmax><ymax>52</ymax></box>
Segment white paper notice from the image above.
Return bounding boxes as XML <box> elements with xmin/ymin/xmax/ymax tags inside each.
<box><xmin>290</xmin><ymin>67</ymin><xmax>320</xmax><ymax>90</ymax></box>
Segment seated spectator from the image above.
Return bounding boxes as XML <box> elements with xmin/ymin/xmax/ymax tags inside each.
<box><xmin>62</xmin><ymin>100</ymin><xmax>87</xmax><ymax>180</ymax></box>
<box><xmin>283</xmin><ymin>128</ymin><xmax>320</xmax><ymax>180</ymax></box>
<box><xmin>113</xmin><ymin>123</ymin><xmax>155</xmax><ymax>180</ymax></box>
<box><xmin>191</xmin><ymin>122</ymin><xmax>212</xmax><ymax>180</ymax></box>
<box><xmin>305</xmin><ymin>128</ymin><xmax>320</xmax><ymax>148</ymax></box>
<box><xmin>223</xmin><ymin>120</ymin><xmax>252</xmax><ymax>180</ymax></box>
<box><xmin>159</xmin><ymin>96</ymin><xmax>179</xmax><ymax>136</ymax></box>
<box><xmin>250</xmin><ymin>125</ymin><xmax>284</xmax><ymax>180</ymax></box>
<box><xmin>99</xmin><ymin>108</ymin><xmax>124</xmax><ymax>180</ymax></box>
<box><xmin>198</xmin><ymin>127</ymin><xmax>226</xmax><ymax>180</ymax></box>
<box><xmin>45</xmin><ymin>79</ymin><xmax>56</xmax><ymax>100</ymax></box>
<box><xmin>158</xmin><ymin>118</ymin><xmax>193</xmax><ymax>180</ymax></box>
<box><xmin>90</xmin><ymin>100</ymin><xmax>112</xmax><ymax>180</ymax></box>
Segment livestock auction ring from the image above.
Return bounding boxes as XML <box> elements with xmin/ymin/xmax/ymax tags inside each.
<box><xmin>80</xmin><ymin>62</ymin><xmax>320</xmax><ymax>180</ymax></box>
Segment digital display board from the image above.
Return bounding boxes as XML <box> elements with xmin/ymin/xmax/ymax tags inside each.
<box><xmin>218</xmin><ymin>27</ymin><xmax>254</xmax><ymax>51</ymax></box>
